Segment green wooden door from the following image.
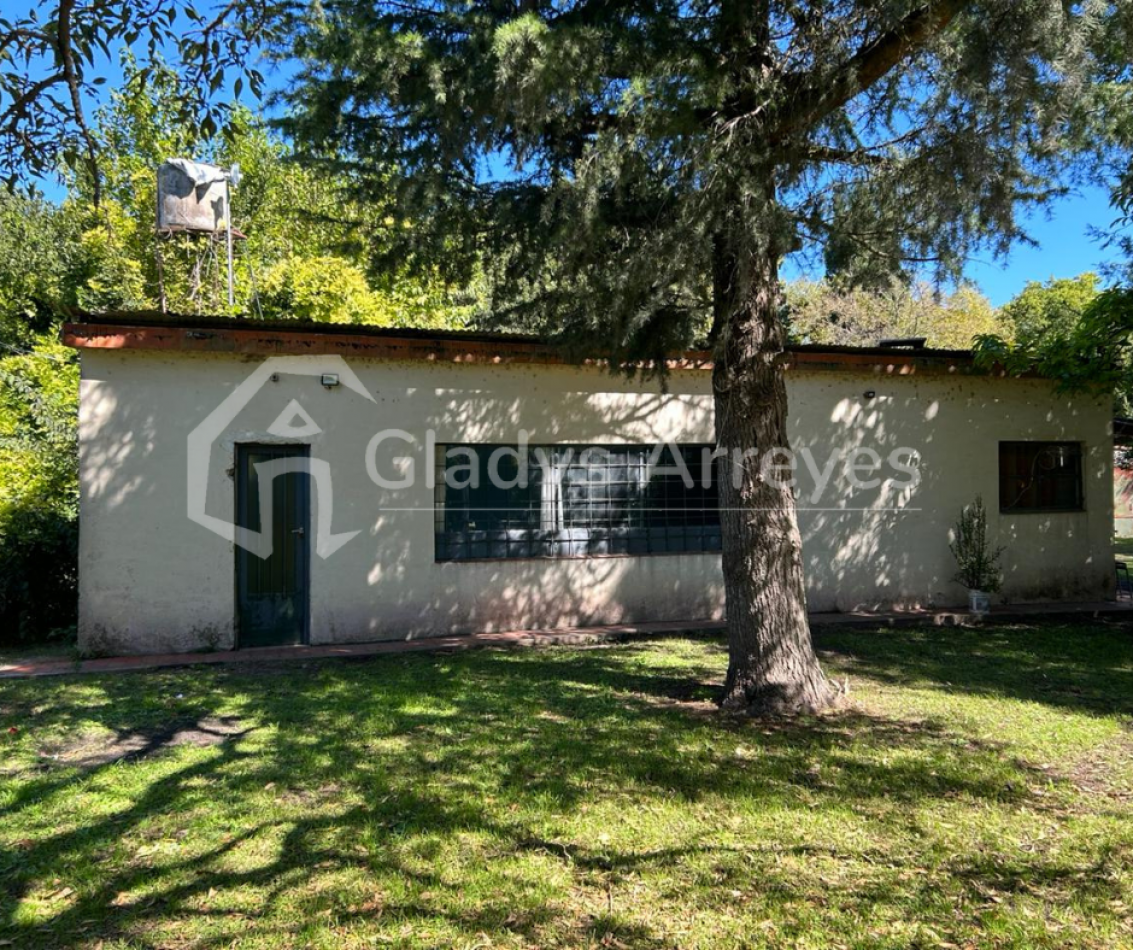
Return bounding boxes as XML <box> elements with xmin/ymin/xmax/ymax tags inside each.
<box><xmin>236</xmin><ymin>444</ymin><xmax>310</xmax><ymax>648</ymax></box>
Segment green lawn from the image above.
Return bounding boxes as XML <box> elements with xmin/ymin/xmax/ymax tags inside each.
<box><xmin>2</xmin><ymin>623</ymin><xmax>1132</xmax><ymax>949</ymax></box>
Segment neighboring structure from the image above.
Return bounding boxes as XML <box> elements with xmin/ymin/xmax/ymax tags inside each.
<box><xmin>65</xmin><ymin>317</ymin><xmax>1115</xmax><ymax>656</ymax></box>
<box><xmin>1113</xmin><ymin>418</ymin><xmax>1133</xmax><ymax>538</ymax></box>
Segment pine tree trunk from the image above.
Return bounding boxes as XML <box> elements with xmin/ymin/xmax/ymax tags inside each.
<box><xmin>712</xmin><ymin>231</ymin><xmax>838</xmax><ymax>717</ymax></box>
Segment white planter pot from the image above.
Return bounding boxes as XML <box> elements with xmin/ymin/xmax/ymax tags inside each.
<box><xmin>968</xmin><ymin>589</ymin><xmax>991</xmax><ymax>615</ymax></box>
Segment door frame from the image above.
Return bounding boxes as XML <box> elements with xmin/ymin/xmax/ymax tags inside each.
<box><xmin>234</xmin><ymin>442</ymin><xmax>311</xmax><ymax>649</ymax></box>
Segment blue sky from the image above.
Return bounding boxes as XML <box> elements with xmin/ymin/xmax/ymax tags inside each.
<box><xmin>962</xmin><ymin>183</ymin><xmax>1120</xmax><ymax>306</ymax></box>
<box><xmin>781</xmin><ymin>182</ymin><xmax>1120</xmax><ymax>305</ymax></box>
<box><xmin>778</xmin><ymin>182</ymin><xmax>1123</xmax><ymax>307</ymax></box>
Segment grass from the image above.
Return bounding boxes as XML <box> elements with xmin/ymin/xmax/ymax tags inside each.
<box><xmin>1</xmin><ymin>622</ymin><xmax>1132</xmax><ymax>949</ymax></box>
<box><xmin>0</xmin><ymin>639</ymin><xmax>78</xmax><ymax>667</ymax></box>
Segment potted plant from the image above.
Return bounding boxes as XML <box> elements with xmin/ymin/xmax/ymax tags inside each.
<box><xmin>950</xmin><ymin>495</ymin><xmax>1005</xmax><ymax>615</ymax></box>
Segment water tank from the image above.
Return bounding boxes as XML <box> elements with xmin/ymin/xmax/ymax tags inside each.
<box><xmin>156</xmin><ymin>159</ymin><xmax>229</xmax><ymax>233</ymax></box>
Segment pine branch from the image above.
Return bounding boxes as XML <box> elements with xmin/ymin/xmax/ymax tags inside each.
<box><xmin>769</xmin><ymin>0</ymin><xmax>972</xmax><ymax>146</ymax></box>
<box><xmin>797</xmin><ymin>144</ymin><xmax>891</xmax><ymax>167</ymax></box>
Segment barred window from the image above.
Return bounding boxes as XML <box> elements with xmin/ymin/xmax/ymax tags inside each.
<box><xmin>999</xmin><ymin>442</ymin><xmax>1084</xmax><ymax>512</ymax></box>
<box><xmin>434</xmin><ymin>444</ymin><xmax>721</xmax><ymax>560</ymax></box>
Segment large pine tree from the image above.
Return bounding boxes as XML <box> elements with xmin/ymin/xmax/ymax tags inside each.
<box><xmin>283</xmin><ymin>0</ymin><xmax>1130</xmax><ymax>714</ymax></box>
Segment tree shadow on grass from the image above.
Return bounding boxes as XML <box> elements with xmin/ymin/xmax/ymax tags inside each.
<box><xmin>0</xmin><ymin>632</ymin><xmax>1130</xmax><ymax>947</ymax></box>
<box><xmin>811</xmin><ymin>619</ymin><xmax>1133</xmax><ymax>717</ymax></box>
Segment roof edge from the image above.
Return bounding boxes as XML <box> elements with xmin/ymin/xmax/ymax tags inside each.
<box><xmin>62</xmin><ymin>317</ymin><xmax>993</xmax><ymax>377</ymax></box>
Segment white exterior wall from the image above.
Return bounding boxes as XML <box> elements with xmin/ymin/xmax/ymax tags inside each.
<box><xmin>77</xmin><ymin>348</ymin><xmax>1114</xmax><ymax>655</ymax></box>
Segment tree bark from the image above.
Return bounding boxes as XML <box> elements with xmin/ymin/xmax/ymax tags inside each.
<box><xmin>712</xmin><ymin>216</ymin><xmax>838</xmax><ymax>717</ymax></box>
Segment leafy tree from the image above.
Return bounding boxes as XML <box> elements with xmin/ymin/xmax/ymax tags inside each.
<box><xmin>0</xmin><ymin>0</ymin><xmax>285</xmax><ymax>204</ymax></box>
<box><xmin>976</xmin><ymin>285</ymin><xmax>1133</xmax><ymax>411</ymax></box>
<box><xmin>0</xmin><ymin>339</ymin><xmax>76</xmax><ymax>513</ymax></box>
<box><xmin>0</xmin><ymin>193</ymin><xmax>129</xmax><ymax>640</ymax></box>
<box><xmin>786</xmin><ymin>278</ymin><xmax>1002</xmax><ymax>349</ymax></box>
<box><xmin>972</xmin><ymin>273</ymin><xmax>1133</xmax><ymax>416</ymax></box>
<box><xmin>1000</xmin><ymin>273</ymin><xmax>1100</xmax><ymax>347</ymax></box>
<box><xmin>0</xmin><ymin>190</ymin><xmax>147</xmax><ymax>329</ymax></box>
<box><xmin>258</xmin><ymin>255</ymin><xmax>396</xmax><ymax>325</ymax></box>
<box><xmin>259</xmin><ymin>254</ymin><xmax>477</xmax><ymax>328</ymax></box>
<box><xmin>0</xmin><ymin>338</ymin><xmax>79</xmax><ymax>642</ymax></box>
<box><xmin>283</xmin><ymin>1</ymin><xmax>1130</xmax><ymax>714</ymax></box>
<box><xmin>0</xmin><ymin>193</ymin><xmax>81</xmax><ymax>346</ymax></box>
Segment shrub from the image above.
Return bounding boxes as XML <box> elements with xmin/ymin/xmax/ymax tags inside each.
<box><xmin>257</xmin><ymin>255</ymin><xmax>393</xmax><ymax>325</ymax></box>
<box><xmin>0</xmin><ymin>337</ymin><xmax>79</xmax><ymax>644</ymax></box>
<box><xmin>0</xmin><ymin>505</ymin><xmax>78</xmax><ymax>644</ymax></box>
<box><xmin>950</xmin><ymin>495</ymin><xmax>1006</xmax><ymax>592</ymax></box>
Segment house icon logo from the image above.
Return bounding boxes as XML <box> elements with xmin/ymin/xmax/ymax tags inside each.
<box><xmin>186</xmin><ymin>355</ymin><xmax>376</xmax><ymax>559</ymax></box>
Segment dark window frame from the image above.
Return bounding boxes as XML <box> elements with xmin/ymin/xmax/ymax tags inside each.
<box><xmin>434</xmin><ymin>443</ymin><xmax>721</xmax><ymax>561</ymax></box>
<box><xmin>998</xmin><ymin>441</ymin><xmax>1085</xmax><ymax>513</ymax></box>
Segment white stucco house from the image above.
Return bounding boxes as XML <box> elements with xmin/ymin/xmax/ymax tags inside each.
<box><xmin>64</xmin><ymin>317</ymin><xmax>1115</xmax><ymax>656</ymax></box>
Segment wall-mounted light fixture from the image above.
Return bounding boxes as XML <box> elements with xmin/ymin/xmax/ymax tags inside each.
<box><xmin>320</xmin><ymin>373</ymin><xmax>340</xmax><ymax>389</ymax></box>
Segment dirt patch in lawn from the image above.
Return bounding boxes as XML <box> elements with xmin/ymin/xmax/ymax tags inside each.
<box><xmin>1068</xmin><ymin>727</ymin><xmax>1133</xmax><ymax>804</ymax></box>
<box><xmin>44</xmin><ymin>715</ymin><xmax>251</xmax><ymax>769</ymax></box>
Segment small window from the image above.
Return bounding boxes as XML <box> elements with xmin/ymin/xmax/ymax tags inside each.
<box><xmin>999</xmin><ymin>442</ymin><xmax>1084</xmax><ymax>512</ymax></box>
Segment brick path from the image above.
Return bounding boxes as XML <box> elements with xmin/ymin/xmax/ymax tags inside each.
<box><xmin>1</xmin><ymin>602</ymin><xmax>1128</xmax><ymax>679</ymax></box>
